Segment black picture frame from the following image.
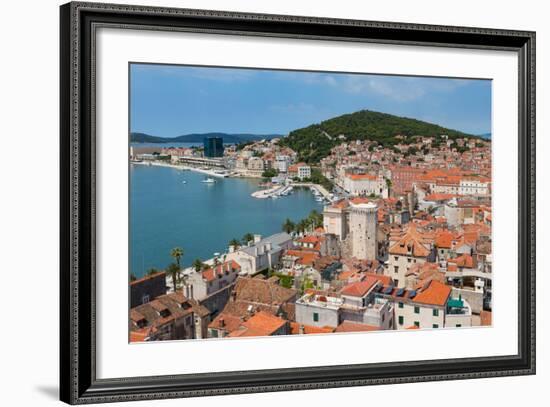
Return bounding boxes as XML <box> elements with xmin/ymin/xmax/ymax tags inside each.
<box><xmin>60</xmin><ymin>2</ymin><xmax>536</xmax><ymax>404</ymax></box>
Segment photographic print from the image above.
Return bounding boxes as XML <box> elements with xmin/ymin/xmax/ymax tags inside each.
<box><xmin>128</xmin><ymin>64</ymin><xmax>493</xmax><ymax>342</ymax></box>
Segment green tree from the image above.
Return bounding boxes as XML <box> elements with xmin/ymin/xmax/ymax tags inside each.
<box><xmin>130</xmin><ymin>273</ymin><xmax>138</xmax><ymax>282</ymax></box>
<box><xmin>192</xmin><ymin>258</ymin><xmax>204</xmax><ymax>272</ymax></box>
<box><xmin>307</xmin><ymin>210</ymin><xmax>323</xmax><ymax>229</ymax></box>
<box><xmin>170</xmin><ymin>247</ymin><xmax>184</xmax><ymax>269</ymax></box>
<box><xmin>262</xmin><ymin>168</ymin><xmax>278</xmax><ymax>178</ymax></box>
<box><xmin>296</xmin><ymin>219</ymin><xmax>309</xmax><ymax>234</ymax></box>
<box><xmin>282</xmin><ymin>218</ymin><xmax>295</xmax><ymax>234</ymax></box>
<box><xmin>242</xmin><ymin>232</ymin><xmax>254</xmax><ymax>245</ymax></box>
<box><xmin>166</xmin><ymin>262</ymin><xmax>180</xmax><ymax>292</ymax></box>
<box><xmin>229</xmin><ymin>238</ymin><xmax>241</xmax><ymax>249</ymax></box>
<box><xmin>301</xmin><ymin>274</ymin><xmax>315</xmax><ymax>293</ymax></box>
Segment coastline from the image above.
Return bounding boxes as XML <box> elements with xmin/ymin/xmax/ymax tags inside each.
<box><xmin>131</xmin><ymin>161</ymin><xmax>334</xmax><ymax>202</ymax></box>
<box><xmin>131</xmin><ymin>160</ymin><xmax>231</xmax><ymax>178</ymax></box>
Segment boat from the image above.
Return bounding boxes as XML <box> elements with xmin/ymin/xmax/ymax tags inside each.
<box><xmin>315</xmin><ymin>197</ymin><xmax>324</xmax><ymax>202</ymax></box>
<box><xmin>202</xmin><ymin>177</ymin><xmax>216</xmax><ymax>184</ymax></box>
<box><xmin>181</xmin><ymin>180</ymin><xmax>187</xmax><ymax>184</ymax></box>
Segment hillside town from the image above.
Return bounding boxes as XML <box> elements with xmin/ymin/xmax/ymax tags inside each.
<box><xmin>129</xmin><ymin>133</ymin><xmax>492</xmax><ymax>342</ymax></box>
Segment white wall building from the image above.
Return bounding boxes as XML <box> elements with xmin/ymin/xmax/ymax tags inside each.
<box><xmin>341</xmin><ymin>173</ymin><xmax>388</xmax><ymax>198</ymax></box>
<box><xmin>225</xmin><ymin>233</ymin><xmax>293</xmax><ymax>275</ymax></box>
<box><xmin>459</xmin><ymin>177</ymin><xmax>491</xmax><ymax>196</ymax></box>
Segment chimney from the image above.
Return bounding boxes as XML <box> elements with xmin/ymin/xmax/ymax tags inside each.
<box><xmin>299</xmin><ymin>324</ymin><xmax>305</xmax><ymax>335</ymax></box>
<box><xmin>229</xmin><ymin>245</ymin><xmax>235</xmax><ymax>253</ymax></box>
<box><xmin>219</xmin><ymin>318</ymin><xmax>225</xmax><ymax>328</ymax></box>
<box><xmin>265</xmin><ymin>242</ymin><xmax>272</xmax><ymax>252</ymax></box>
<box><xmin>254</xmin><ymin>234</ymin><xmax>262</xmax><ymax>243</ymax></box>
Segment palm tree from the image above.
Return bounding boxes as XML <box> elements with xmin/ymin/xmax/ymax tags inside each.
<box><xmin>242</xmin><ymin>232</ymin><xmax>254</xmax><ymax>246</ymax></box>
<box><xmin>282</xmin><ymin>218</ymin><xmax>295</xmax><ymax>234</ymax></box>
<box><xmin>229</xmin><ymin>238</ymin><xmax>241</xmax><ymax>249</ymax></box>
<box><xmin>170</xmin><ymin>247</ymin><xmax>184</xmax><ymax>269</ymax></box>
<box><xmin>307</xmin><ymin>210</ymin><xmax>322</xmax><ymax>229</ymax></box>
<box><xmin>166</xmin><ymin>263</ymin><xmax>180</xmax><ymax>292</ymax></box>
<box><xmin>297</xmin><ymin>219</ymin><xmax>308</xmax><ymax>235</ymax></box>
<box><xmin>192</xmin><ymin>258</ymin><xmax>204</xmax><ymax>272</ymax></box>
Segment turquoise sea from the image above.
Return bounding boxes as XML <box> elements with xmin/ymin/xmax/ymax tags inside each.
<box><xmin>130</xmin><ymin>164</ymin><xmax>321</xmax><ymax>277</ymax></box>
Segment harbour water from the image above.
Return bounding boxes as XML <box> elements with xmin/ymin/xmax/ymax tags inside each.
<box><xmin>130</xmin><ymin>164</ymin><xmax>321</xmax><ymax>277</ymax></box>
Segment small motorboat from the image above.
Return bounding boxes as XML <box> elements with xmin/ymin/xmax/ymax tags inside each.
<box><xmin>202</xmin><ymin>177</ymin><xmax>216</xmax><ymax>184</ymax></box>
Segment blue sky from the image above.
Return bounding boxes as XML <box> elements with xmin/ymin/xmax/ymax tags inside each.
<box><xmin>130</xmin><ymin>64</ymin><xmax>491</xmax><ymax>137</ymax></box>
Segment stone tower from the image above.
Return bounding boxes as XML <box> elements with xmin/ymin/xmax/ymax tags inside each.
<box><xmin>348</xmin><ymin>200</ymin><xmax>378</xmax><ymax>260</ymax></box>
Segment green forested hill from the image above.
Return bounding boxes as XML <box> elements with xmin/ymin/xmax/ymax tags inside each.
<box><xmin>279</xmin><ymin>109</ymin><xmax>475</xmax><ymax>163</ymax></box>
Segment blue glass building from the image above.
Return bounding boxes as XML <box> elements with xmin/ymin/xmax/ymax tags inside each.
<box><xmin>203</xmin><ymin>137</ymin><xmax>224</xmax><ymax>158</ymax></box>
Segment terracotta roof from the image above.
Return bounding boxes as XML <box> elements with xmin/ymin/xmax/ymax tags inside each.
<box><xmin>233</xmin><ymin>277</ymin><xmax>297</xmax><ymax>306</ymax></box>
<box><xmin>285</xmin><ymin>249</ymin><xmax>319</xmax><ymax>266</ymax></box>
<box><xmin>130</xmin><ymin>271</ymin><xmax>166</xmax><ymax>286</ymax></box>
<box><xmin>330</xmin><ymin>199</ymin><xmax>349</xmax><ymax>210</ymax></box>
<box><xmin>202</xmin><ymin>260</ymin><xmax>241</xmax><ymax>282</ymax></box>
<box><xmin>448</xmin><ymin>254</ymin><xmax>475</xmax><ymax>269</ymax></box>
<box><xmin>349</xmin><ymin>197</ymin><xmax>372</xmax><ymax>205</ymax></box>
<box><xmin>130</xmin><ymin>328</ymin><xmax>150</xmax><ymax>342</ymax></box>
<box><xmin>208</xmin><ymin>312</ymin><xmax>242</xmax><ymax>332</ymax></box>
<box><xmin>388</xmin><ymin>225</ymin><xmax>431</xmax><ymax>257</ymax></box>
<box><xmin>424</xmin><ymin>193</ymin><xmax>456</xmax><ymax>202</ymax></box>
<box><xmin>227</xmin><ymin>311</ymin><xmax>288</xmax><ymax>337</ymax></box>
<box><xmin>130</xmin><ymin>309</ymin><xmax>146</xmax><ymax>323</ymax></box>
<box><xmin>435</xmin><ymin>230</ymin><xmax>454</xmax><ymax>249</ymax></box>
<box><xmin>340</xmin><ymin>277</ymin><xmax>379</xmax><ymax>297</ymax></box>
<box><xmin>298</xmin><ymin>235</ymin><xmax>321</xmax><ymax>244</ymax></box>
<box><xmin>335</xmin><ymin>321</ymin><xmax>380</xmax><ymax>333</ymax></box>
<box><xmin>361</xmin><ymin>273</ymin><xmax>393</xmax><ymax>286</ymax></box>
<box><xmin>413</xmin><ymin>280</ymin><xmax>452</xmax><ymax>306</ymax></box>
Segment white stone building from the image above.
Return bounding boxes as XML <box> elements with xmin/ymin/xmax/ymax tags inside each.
<box><xmin>225</xmin><ymin>233</ymin><xmax>293</xmax><ymax>275</ymax></box>
<box><xmin>341</xmin><ymin>173</ymin><xmax>388</xmax><ymax>198</ymax></box>
<box><xmin>347</xmin><ymin>199</ymin><xmax>378</xmax><ymax>261</ymax></box>
<box><xmin>459</xmin><ymin>177</ymin><xmax>491</xmax><ymax>196</ymax></box>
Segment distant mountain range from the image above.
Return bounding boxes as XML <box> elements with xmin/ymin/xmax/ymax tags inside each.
<box><xmin>132</xmin><ymin>110</ymin><xmax>489</xmax><ymax>163</ymax></box>
<box><xmin>130</xmin><ymin>132</ymin><xmax>282</xmax><ymax>144</ymax></box>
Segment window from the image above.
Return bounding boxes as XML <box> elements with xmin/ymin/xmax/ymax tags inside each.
<box><xmin>433</xmin><ymin>309</ymin><xmax>439</xmax><ymax>317</ymax></box>
<box><xmin>398</xmin><ymin>302</ymin><xmax>404</xmax><ymax>309</ymax></box>
<box><xmin>313</xmin><ymin>312</ymin><xmax>319</xmax><ymax>322</ymax></box>
<box><xmin>407</xmin><ymin>258</ymin><xmax>411</xmax><ymax>263</ymax></box>
<box><xmin>394</xmin><ymin>256</ymin><xmax>398</xmax><ymax>261</ymax></box>
<box><xmin>141</xmin><ymin>294</ymin><xmax>150</xmax><ymax>304</ymax></box>
<box><xmin>394</xmin><ymin>266</ymin><xmax>399</xmax><ymax>273</ymax></box>
<box><xmin>456</xmin><ymin>324</ymin><xmax>462</xmax><ymax>328</ymax></box>
<box><xmin>414</xmin><ymin>306</ymin><xmax>420</xmax><ymax>314</ymax></box>
<box><xmin>433</xmin><ymin>324</ymin><xmax>439</xmax><ymax>329</ymax></box>
<box><xmin>398</xmin><ymin>316</ymin><xmax>404</xmax><ymax>325</ymax></box>
<box><xmin>414</xmin><ymin>321</ymin><xmax>420</xmax><ymax>327</ymax></box>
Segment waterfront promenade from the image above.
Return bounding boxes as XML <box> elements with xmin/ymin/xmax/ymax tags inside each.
<box><xmin>131</xmin><ymin>160</ymin><xmax>229</xmax><ymax>178</ymax></box>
